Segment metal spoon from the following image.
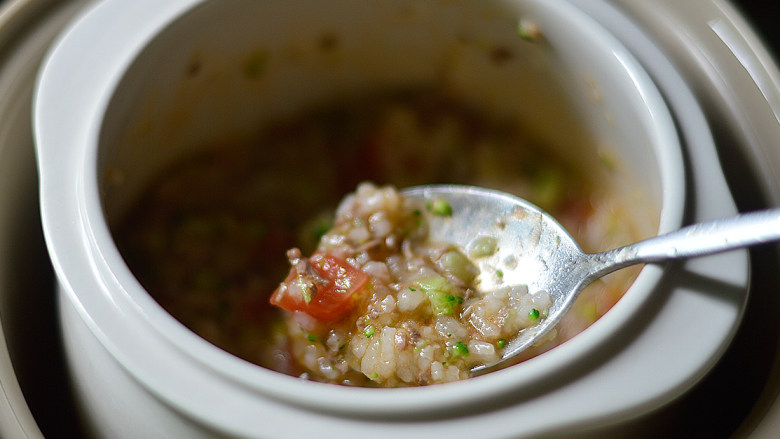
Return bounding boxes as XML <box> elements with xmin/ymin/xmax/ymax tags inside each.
<box><xmin>402</xmin><ymin>185</ymin><xmax>780</xmax><ymax>373</ymax></box>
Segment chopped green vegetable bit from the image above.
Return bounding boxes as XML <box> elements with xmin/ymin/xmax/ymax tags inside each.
<box><xmin>577</xmin><ymin>301</ymin><xmax>599</xmax><ymax>323</ymax></box>
<box><xmin>307</xmin><ymin>334</ymin><xmax>317</xmax><ymax>343</ymax></box>
<box><xmin>496</xmin><ymin>269</ymin><xmax>504</xmax><ymax>278</ymax></box>
<box><xmin>409</xmin><ymin>287</ymin><xmax>417</xmax><ymax>291</ymax></box>
<box><xmin>438</xmin><ymin>250</ymin><xmax>478</xmax><ymax>283</ymax></box>
<box><xmin>452</xmin><ymin>341</ymin><xmax>470</xmax><ymax>358</ymax></box>
<box><xmin>416</xmin><ymin>276</ymin><xmax>452</xmax><ymax>294</ymax></box>
<box><xmin>428</xmin><ymin>198</ymin><xmax>453</xmax><ymax>217</ymax></box>
<box><xmin>415</xmin><ymin>276</ymin><xmax>464</xmax><ymax>316</ymax></box>
<box><xmin>528</xmin><ymin>308</ymin><xmax>540</xmax><ymax>321</ymax></box>
<box><xmin>468</xmin><ymin>236</ymin><xmax>498</xmax><ymax>258</ymax></box>
<box><xmin>412</xmin><ymin>209</ymin><xmax>423</xmax><ymax>227</ymax></box>
<box><xmin>309</xmin><ymin>219</ymin><xmax>332</xmax><ymax>242</ymax></box>
<box><xmin>298</xmin><ymin>212</ymin><xmax>333</xmax><ymax>251</ymax></box>
<box><xmin>497</xmin><ymin>338</ymin><xmax>507</xmax><ymax>349</ymax></box>
<box><xmin>364</xmin><ymin>325</ymin><xmax>375</xmax><ymax>338</ymax></box>
<box><xmin>599</xmin><ymin>148</ymin><xmax>618</xmax><ymax>171</ymax></box>
<box><xmin>414</xmin><ymin>339</ymin><xmax>429</xmax><ymax>353</ymax></box>
<box><xmin>370</xmin><ymin>372</ymin><xmax>379</xmax><ymax>379</ymax></box>
<box><xmin>297</xmin><ymin>277</ymin><xmax>314</xmax><ymax>304</ymax></box>
<box><xmin>532</xmin><ymin>167</ymin><xmax>565</xmax><ymax>210</ymax></box>
<box><xmin>516</xmin><ymin>18</ymin><xmax>541</xmax><ymax>42</ymax></box>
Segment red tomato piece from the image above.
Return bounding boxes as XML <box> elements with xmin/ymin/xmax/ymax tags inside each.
<box><xmin>270</xmin><ymin>252</ymin><xmax>369</xmax><ymax>321</ymax></box>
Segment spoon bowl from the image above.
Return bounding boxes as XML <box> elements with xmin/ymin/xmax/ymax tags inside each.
<box><xmin>404</xmin><ymin>184</ymin><xmax>780</xmax><ymax>372</ymax></box>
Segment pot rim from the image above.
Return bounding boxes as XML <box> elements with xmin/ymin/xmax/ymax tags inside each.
<box><xmin>36</xmin><ymin>0</ymin><xmax>685</xmax><ymax>420</ymax></box>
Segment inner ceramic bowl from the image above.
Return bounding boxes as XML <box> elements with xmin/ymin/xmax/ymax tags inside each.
<box><xmin>85</xmin><ymin>0</ymin><xmax>681</xmax><ymax>413</ymax></box>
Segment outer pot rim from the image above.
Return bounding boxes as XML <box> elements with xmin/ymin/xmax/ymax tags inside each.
<box><xmin>36</xmin><ymin>0</ymin><xmax>686</xmax><ymax>426</ymax></box>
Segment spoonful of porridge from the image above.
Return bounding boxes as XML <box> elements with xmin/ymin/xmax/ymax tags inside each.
<box><xmin>403</xmin><ymin>185</ymin><xmax>780</xmax><ymax>373</ymax></box>
<box><xmin>270</xmin><ymin>183</ymin><xmax>780</xmax><ymax>384</ymax></box>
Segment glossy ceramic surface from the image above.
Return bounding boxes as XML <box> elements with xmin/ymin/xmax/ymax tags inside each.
<box><xmin>34</xmin><ymin>0</ymin><xmax>693</xmax><ymax>437</ymax></box>
<box><xmin>1</xmin><ymin>0</ymin><xmax>775</xmax><ymax>437</ymax></box>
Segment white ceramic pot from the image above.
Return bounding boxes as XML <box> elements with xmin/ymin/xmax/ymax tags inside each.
<box><xmin>34</xmin><ymin>0</ymin><xmax>689</xmax><ymax>437</ymax></box>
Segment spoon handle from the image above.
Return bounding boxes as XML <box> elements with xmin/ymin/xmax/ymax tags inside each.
<box><xmin>592</xmin><ymin>208</ymin><xmax>780</xmax><ymax>276</ymax></box>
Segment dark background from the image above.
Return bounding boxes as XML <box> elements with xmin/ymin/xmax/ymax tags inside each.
<box><xmin>731</xmin><ymin>0</ymin><xmax>779</xmax><ymax>57</ymax></box>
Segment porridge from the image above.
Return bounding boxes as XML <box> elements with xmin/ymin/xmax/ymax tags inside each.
<box><xmin>270</xmin><ymin>183</ymin><xmax>552</xmax><ymax>385</ymax></box>
<box><xmin>115</xmin><ymin>90</ymin><xmax>640</xmax><ymax>386</ymax></box>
